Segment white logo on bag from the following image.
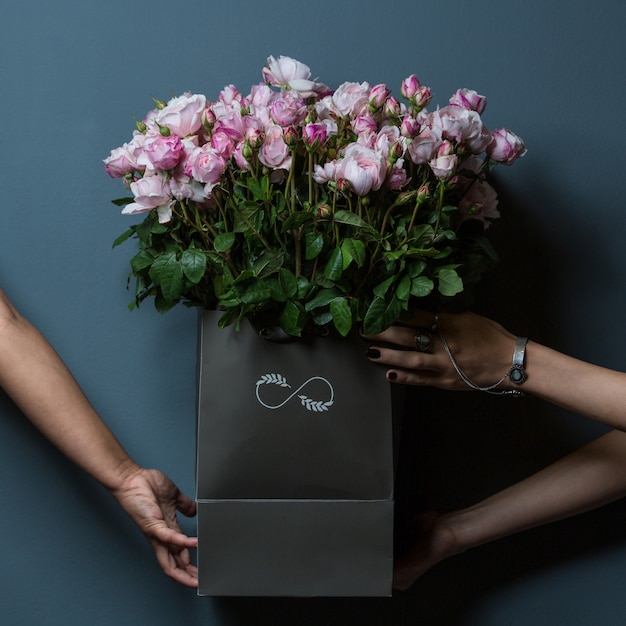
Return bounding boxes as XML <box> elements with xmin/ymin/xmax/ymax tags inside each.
<box><xmin>255</xmin><ymin>373</ymin><xmax>334</xmax><ymax>412</ymax></box>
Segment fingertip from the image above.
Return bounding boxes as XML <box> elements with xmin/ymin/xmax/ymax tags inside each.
<box><xmin>366</xmin><ymin>347</ymin><xmax>381</xmax><ymax>359</ymax></box>
<box><xmin>387</xmin><ymin>370</ymin><xmax>398</xmax><ymax>381</ymax></box>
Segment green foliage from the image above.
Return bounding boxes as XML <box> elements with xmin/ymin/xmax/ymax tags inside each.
<box><xmin>115</xmin><ymin>166</ymin><xmax>499</xmax><ymax>336</ymax></box>
<box><xmin>113</xmin><ymin>156</ymin><xmax>499</xmax><ymax>338</ymax></box>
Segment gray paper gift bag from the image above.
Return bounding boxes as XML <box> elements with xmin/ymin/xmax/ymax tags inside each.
<box><xmin>195</xmin><ymin>309</ymin><xmax>395</xmax><ymax>597</ymax></box>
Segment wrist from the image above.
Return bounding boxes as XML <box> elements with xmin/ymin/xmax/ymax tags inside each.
<box><xmin>103</xmin><ymin>457</ymin><xmax>143</xmax><ymax>493</ymax></box>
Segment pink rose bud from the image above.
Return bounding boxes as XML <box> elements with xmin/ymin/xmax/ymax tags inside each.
<box><xmin>202</xmin><ymin>107</ymin><xmax>216</xmax><ymax>129</ymax></box>
<box><xmin>316</xmin><ymin>203</ymin><xmax>331</xmax><ymax>219</ymax></box>
<box><xmin>400</xmin><ymin>114</ymin><xmax>421</xmax><ymax>138</ymax></box>
<box><xmin>414</xmin><ymin>85</ymin><xmax>432</xmax><ymax>109</ymax></box>
<box><xmin>417</xmin><ymin>184</ymin><xmax>431</xmax><ymax>202</ymax></box>
<box><xmin>383</xmin><ymin>96</ymin><xmax>401</xmax><ymax>118</ymax></box>
<box><xmin>388</xmin><ymin>141</ymin><xmax>403</xmax><ymax>163</ymax></box>
<box><xmin>369</xmin><ymin>83</ymin><xmax>392</xmax><ymax>110</ymax></box>
<box><xmin>303</xmin><ymin>123</ymin><xmax>327</xmax><ymax>149</ymax></box>
<box><xmin>437</xmin><ymin>140</ymin><xmax>455</xmax><ymax>157</ymax></box>
<box><xmin>401</xmin><ymin>74</ymin><xmax>421</xmax><ymax>100</ymax></box>
<box><xmin>487</xmin><ymin>128</ymin><xmax>527</xmax><ymax>165</ymax></box>
<box><xmin>282</xmin><ymin>125</ymin><xmax>299</xmax><ymax>149</ymax></box>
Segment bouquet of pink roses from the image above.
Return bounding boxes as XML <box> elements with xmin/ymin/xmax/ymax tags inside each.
<box><xmin>105</xmin><ymin>55</ymin><xmax>525</xmax><ymax>337</ymax></box>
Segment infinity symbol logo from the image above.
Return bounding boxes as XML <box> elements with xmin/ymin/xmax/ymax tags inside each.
<box><xmin>255</xmin><ymin>373</ymin><xmax>335</xmax><ymax>412</ymax></box>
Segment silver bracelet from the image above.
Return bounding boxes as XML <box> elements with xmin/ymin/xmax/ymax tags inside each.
<box><xmin>435</xmin><ymin>315</ymin><xmax>527</xmax><ymax>397</ymax></box>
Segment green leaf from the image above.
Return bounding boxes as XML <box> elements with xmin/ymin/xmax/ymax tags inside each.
<box><xmin>305</xmin><ymin>232</ymin><xmax>325</xmax><ymax>260</ymax></box>
<box><xmin>410</xmin><ymin>276</ymin><xmax>434</xmax><ymax>298</ymax></box>
<box><xmin>395</xmin><ymin>274</ymin><xmax>411</xmax><ymax>302</ymax></box>
<box><xmin>330</xmin><ymin>297</ymin><xmax>352</xmax><ymax>337</ymax></box>
<box><xmin>410</xmin><ymin>223</ymin><xmax>435</xmax><ymax>246</ymax></box>
<box><xmin>304</xmin><ymin>287</ymin><xmax>341</xmax><ymax>311</ymax></box>
<box><xmin>279</xmin><ymin>300</ymin><xmax>305</xmax><ymax>337</ymax></box>
<box><xmin>296</xmin><ymin>276</ymin><xmax>312</xmax><ymax>300</ymax></box>
<box><xmin>436</xmin><ymin>267</ymin><xmax>464</xmax><ymax>297</ymax></box>
<box><xmin>267</xmin><ymin>278</ymin><xmax>287</xmax><ymax>302</ymax></box>
<box><xmin>214</xmin><ymin>232</ymin><xmax>236</xmax><ymax>252</ymax></box>
<box><xmin>181</xmin><ymin>247</ymin><xmax>207</xmax><ymax>284</ymax></box>
<box><xmin>112</xmin><ymin>228</ymin><xmax>135</xmax><ymax>248</ymax></box>
<box><xmin>278</xmin><ymin>268</ymin><xmax>298</xmax><ymax>299</ymax></box>
<box><xmin>149</xmin><ymin>252</ymin><xmax>184</xmax><ymax>301</ymax></box>
<box><xmin>407</xmin><ymin>260</ymin><xmax>427</xmax><ymax>278</ymax></box>
<box><xmin>247</xmin><ymin>176</ymin><xmax>269</xmax><ymax>201</ymax></box>
<box><xmin>340</xmin><ymin>238</ymin><xmax>366</xmax><ymax>269</ymax></box>
<box><xmin>111</xmin><ymin>197</ymin><xmax>134</xmax><ymax>207</ymax></box>
<box><xmin>253</xmin><ymin>249</ymin><xmax>284</xmax><ymax>277</ymax></box>
<box><xmin>323</xmin><ymin>246</ymin><xmax>343</xmax><ymax>282</ymax></box>
<box><xmin>234</xmin><ymin>280</ymin><xmax>271</xmax><ymax>304</ymax></box>
<box><xmin>282</xmin><ymin>211</ymin><xmax>314</xmax><ymax>232</ymax></box>
<box><xmin>151</xmin><ymin>221</ymin><xmax>169</xmax><ymax>234</ymax></box>
<box><xmin>373</xmin><ymin>276</ymin><xmax>396</xmax><ymax>299</ymax></box>
<box><xmin>333</xmin><ymin>210</ymin><xmax>373</xmax><ymax>232</ymax></box>
<box><xmin>130</xmin><ymin>249</ymin><xmax>155</xmax><ymax>273</ymax></box>
<box><xmin>363</xmin><ymin>296</ymin><xmax>403</xmax><ymax>335</ymax></box>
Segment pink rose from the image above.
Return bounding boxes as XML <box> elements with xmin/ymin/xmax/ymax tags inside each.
<box><xmin>211</xmin><ymin>129</ymin><xmax>236</xmax><ymax>159</ymax></box>
<box><xmin>156</xmin><ymin>93</ymin><xmax>206</xmax><ymax>137</ymax></box>
<box><xmin>374</xmin><ymin>125</ymin><xmax>402</xmax><ymax>154</ymax></box>
<box><xmin>138</xmin><ymin>134</ymin><xmax>184</xmax><ymax>171</ymax></box>
<box><xmin>313</xmin><ymin>161</ymin><xmax>339</xmax><ymax>185</ymax></box>
<box><xmin>123</xmin><ymin>175</ymin><xmax>173</xmax><ymax>223</ymax></box>
<box><xmin>487</xmin><ymin>128</ymin><xmax>527</xmax><ymax>165</ymax></box>
<box><xmin>339</xmin><ymin>144</ymin><xmax>386</xmax><ymax>196</ymax></box>
<box><xmin>263</xmin><ymin>55</ymin><xmax>311</xmax><ymax>86</ymax></box>
<box><xmin>433</xmin><ymin>106</ymin><xmax>492</xmax><ymax>153</ymax></box>
<box><xmin>331</xmin><ymin>81</ymin><xmax>371</xmax><ymax>117</ymax></box>
<box><xmin>170</xmin><ymin>176</ymin><xmax>211</xmax><ymax>205</ymax></box>
<box><xmin>104</xmin><ymin>142</ymin><xmax>138</xmax><ymax>178</ymax></box>
<box><xmin>243</xmin><ymin>115</ymin><xmax>265</xmax><ymax>147</ymax></box>
<box><xmin>262</xmin><ymin>55</ymin><xmax>328</xmax><ymax>98</ymax></box>
<box><xmin>449</xmin><ymin>88</ymin><xmax>487</xmax><ymax>114</ymax></box>
<box><xmin>219</xmin><ymin>84</ymin><xmax>243</xmax><ymax>106</ymax></box>
<box><xmin>258</xmin><ymin>124</ymin><xmax>291</xmax><ymax>170</ymax></box>
<box><xmin>270</xmin><ymin>91</ymin><xmax>307</xmax><ymax>127</ymax></box>
<box><xmin>190</xmin><ymin>145</ymin><xmax>227</xmax><ymax>188</ymax></box>
<box><xmin>386</xmin><ymin>159</ymin><xmax>409</xmax><ymax>190</ymax></box>
<box><xmin>249</xmin><ymin>82</ymin><xmax>275</xmax><ymax>108</ymax></box>
<box><xmin>429</xmin><ymin>153</ymin><xmax>458</xmax><ymax>180</ymax></box>
<box><xmin>351</xmin><ymin>111</ymin><xmax>378</xmax><ymax>135</ymax></box>
<box><xmin>213</xmin><ymin>111</ymin><xmax>245</xmax><ymax>143</ymax></box>
<box><xmin>407</xmin><ymin>128</ymin><xmax>442</xmax><ymax>164</ymax></box>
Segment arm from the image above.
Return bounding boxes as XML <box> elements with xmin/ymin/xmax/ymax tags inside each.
<box><xmin>0</xmin><ymin>288</ymin><xmax>198</xmax><ymax>587</ymax></box>
<box><xmin>366</xmin><ymin>310</ymin><xmax>626</xmax><ymax>431</ymax></box>
<box><xmin>394</xmin><ymin>429</ymin><xmax>626</xmax><ymax>589</ymax></box>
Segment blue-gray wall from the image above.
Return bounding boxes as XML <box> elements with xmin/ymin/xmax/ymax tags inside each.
<box><xmin>1</xmin><ymin>1</ymin><xmax>625</xmax><ymax>624</ymax></box>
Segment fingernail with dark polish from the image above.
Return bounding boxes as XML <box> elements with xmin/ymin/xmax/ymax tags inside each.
<box><xmin>387</xmin><ymin>371</ymin><xmax>398</xmax><ymax>381</ymax></box>
<box><xmin>367</xmin><ymin>348</ymin><xmax>381</xmax><ymax>359</ymax></box>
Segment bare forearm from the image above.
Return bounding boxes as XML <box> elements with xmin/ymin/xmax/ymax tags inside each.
<box><xmin>0</xmin><ymin>293</ymin><xmax>138</xmax><ymax>490</ymax></box>
<box><xmin>444</xmin><ymin>430</ymin><xmax>626</xmax><ymax>553</ymax></box>
<box><xmin>523</xmin><ymin>342</ymin><xmax>626</xmax><ymax>431</ymax></box>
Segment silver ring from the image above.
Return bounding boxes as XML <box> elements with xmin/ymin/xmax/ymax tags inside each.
<box><xmin>414</xmin><ymin>330</ymin><xmax>433</xmax><ymax>352</ymax></box>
